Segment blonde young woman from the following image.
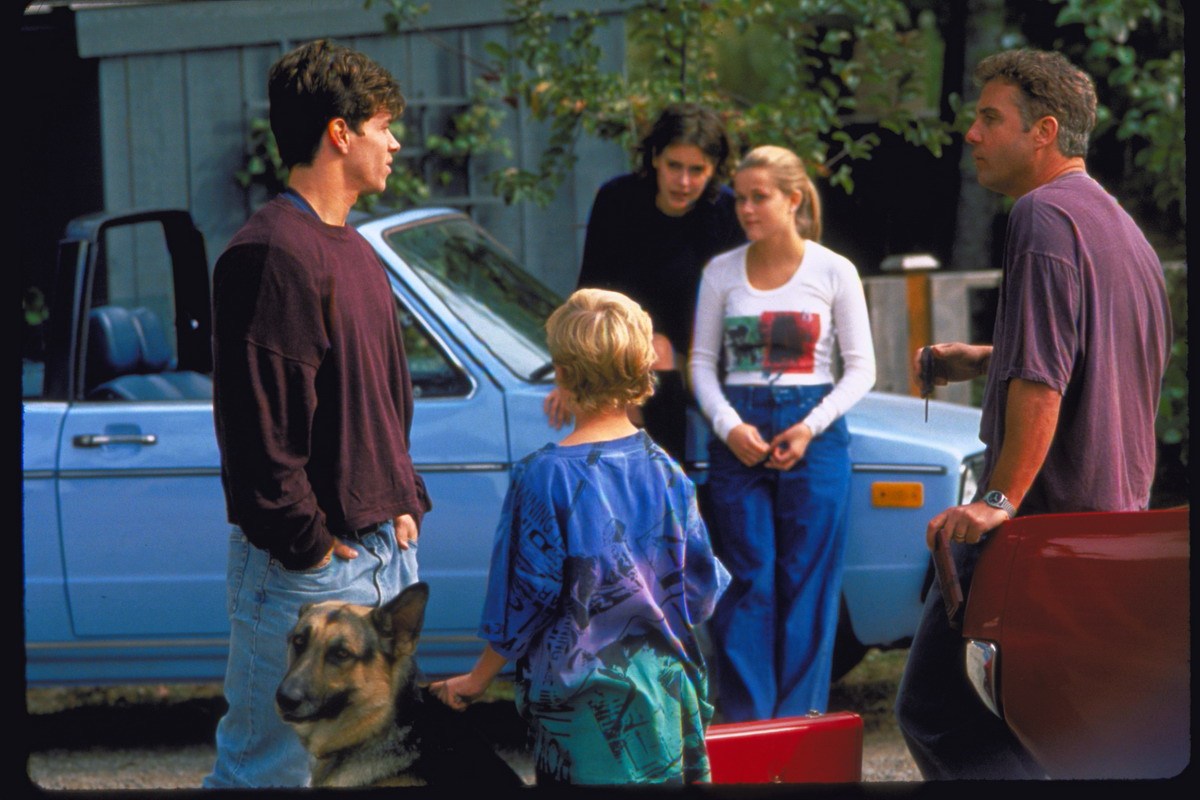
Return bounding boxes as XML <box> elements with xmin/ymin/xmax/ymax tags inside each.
<box><xmin>689</xmin><ymin>145</ymin><xmax>876</xmax><ymax>722</ymax></box>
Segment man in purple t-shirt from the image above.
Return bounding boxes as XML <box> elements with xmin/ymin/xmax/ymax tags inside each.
<box><xmin>894</xmin><ymin>49</ymin><xmax>1171</xmax><ymax>779</ymax></box>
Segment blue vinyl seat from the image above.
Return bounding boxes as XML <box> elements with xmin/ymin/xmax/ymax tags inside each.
<box><xmin>85</xmin><ymin>305</ymin><xmax>212</xmax><ymax>401</ymax></box>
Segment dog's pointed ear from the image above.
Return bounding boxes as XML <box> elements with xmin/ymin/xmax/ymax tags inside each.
<box><xmin>372</xmin><ymin>582</ymin><xmax>429</xmax><ymax>643</ymax></box>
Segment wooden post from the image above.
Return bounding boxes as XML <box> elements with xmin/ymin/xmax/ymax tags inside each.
<box><xmin>905</xmin><ymin>272</ymin><xmax>931</xmax><ymax>397</ymax></box>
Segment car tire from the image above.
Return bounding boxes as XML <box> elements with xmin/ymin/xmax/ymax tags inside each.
<box><xmin>831</xmin><ymin>595</ymin><xmax>868</xmax><ymax>682</ymax></box>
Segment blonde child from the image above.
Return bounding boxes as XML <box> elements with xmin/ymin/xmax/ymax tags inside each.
<box><xmin>432</xmin><ymin>288</ymin><xmax>729</xmax><ymax>785</ymax></box>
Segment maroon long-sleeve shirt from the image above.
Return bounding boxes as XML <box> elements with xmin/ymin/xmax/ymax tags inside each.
<box><xmin>212</xmin><ymin>197</ymin><xmax>430</xmax><ymax>569</ymax></box>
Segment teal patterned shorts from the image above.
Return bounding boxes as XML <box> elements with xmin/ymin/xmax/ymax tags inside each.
<box><xmin>518</xmin><ymin>638</ymin><xmax>714</xmax><ymax>785</ymax></box>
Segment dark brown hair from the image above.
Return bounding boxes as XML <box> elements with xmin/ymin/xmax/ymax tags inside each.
<box><xmin>974</xmin><ymin>49</ymin><xmax>1097</xmax><ymax>158</ymax></box>
<box><xmin>268</xmin><ymin>39</ymin><xmax>406</xmax><ymax>168</ymax></box>
<box><xmin>636</xmin><ymin>103</ymin><xmax>734</xmax><ymax>200</ymax></box>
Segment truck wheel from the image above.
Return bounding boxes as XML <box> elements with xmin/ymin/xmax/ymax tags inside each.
<box><xmin>831</xmin><ymin>595</ymin><xmax>868</xmax><ymax>682</ymax></box>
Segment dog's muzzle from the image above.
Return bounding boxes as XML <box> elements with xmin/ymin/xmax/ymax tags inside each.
<box><xmin>276</xmin><ymin>677</ymin><xmax>351</xmax><ymax>724</ymax></box>
<box><xmin>275</xmin><ymin>681</ymin><xmax>307</xmax><ymax>721</ymax></box>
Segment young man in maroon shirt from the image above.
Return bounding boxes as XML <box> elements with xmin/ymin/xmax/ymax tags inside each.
<box><xmin>204</xmin><ymin>39</ymin><xmax>430</xmax><ymax>788</ymax></box>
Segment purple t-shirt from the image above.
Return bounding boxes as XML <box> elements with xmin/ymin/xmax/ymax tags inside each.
<box><xmin>977</xmin><ymin>172</ymin><xmax>1170</xmax><ymax>514</ymax></box>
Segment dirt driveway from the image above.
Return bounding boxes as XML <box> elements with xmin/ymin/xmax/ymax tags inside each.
<box><xmin>26</xmin><ymin>649</ymin><xmax>920</xmax><ymax>789</ymax></box>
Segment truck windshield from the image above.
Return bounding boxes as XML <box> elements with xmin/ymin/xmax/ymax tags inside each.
<box><xmin>382</xmin><ymin>217</ymin><xmax>561</xmax><ymax>381</ymax></box>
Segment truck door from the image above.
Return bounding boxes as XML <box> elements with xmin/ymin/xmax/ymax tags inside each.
<box><xmin>53</xmin><ymin>211</ymin><xmax>229</xmax><ymax>640</ymax></box>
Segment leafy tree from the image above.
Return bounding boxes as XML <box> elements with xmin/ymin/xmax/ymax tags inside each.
<box><xmin>239</xmin><ymin>1</ymin><xmax>1182</xmax><ymax>249</ymax></box>
<box><xmin>237</xmin><ymin>0</ymin><xmax>955</xmax><ymax>209</ymax></box>
<box><xmin>623</xmin><ymin>0</ymin><xmax>952</xmax><ymax>194</ymax></box>
<box><xmin>474</xmin><ymin>0</ymin><xmax>953</xmax><ymax>201</ymax></box>
<box><xmin>1029</xmin><ymin>0</ymin><xmax>1185</xmax><ymax>249</ymax></box>
<box><xmin>1156</xmin><ymin>265</ymin><xmax>1188</xmax><ymax>463</ymax></box>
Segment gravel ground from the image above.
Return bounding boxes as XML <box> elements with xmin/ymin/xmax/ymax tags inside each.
<box><xmin>26</xmin><ymin>736</ymin><xmax>919</xmax><ymax>790</ymax></box>
<box><xmin>25</xmin><ymin>649</ymin><xmax>920</xmax><ymax>789</ymax></box>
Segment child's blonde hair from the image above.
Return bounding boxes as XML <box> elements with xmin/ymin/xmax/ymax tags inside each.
<box><xmin>546</xmin><ymin>288</ymin><xmax>656</xmax><ymax>415</ymax></box>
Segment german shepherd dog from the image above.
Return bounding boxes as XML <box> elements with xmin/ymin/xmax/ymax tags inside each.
<box><xmin>275</xmin><ymin>582</ymin><xmax>525</xmax><ymax>788</ymax></box>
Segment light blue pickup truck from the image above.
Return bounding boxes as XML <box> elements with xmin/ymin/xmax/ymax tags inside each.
<box><xmin>22</xmin><ymin>207</ymin><xmax>985</xmax><ymax>685</ymax></box>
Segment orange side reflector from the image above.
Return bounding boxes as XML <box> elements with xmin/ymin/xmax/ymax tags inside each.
<box><xmin>871</xmin><ymin>482</ymin><xmax>924</xmax><ymax>508</ymax></box>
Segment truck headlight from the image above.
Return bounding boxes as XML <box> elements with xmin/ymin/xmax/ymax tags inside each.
<box><xmin>959</xmin><ymin>453</ymin><xmax>985</xmax><ymax>504</ymax></box>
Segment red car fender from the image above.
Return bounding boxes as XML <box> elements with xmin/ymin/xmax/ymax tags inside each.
<box><xmin>963</xmin><ymin>507</ymin><xmax>1190</xmax><ymax>779</ymax></box>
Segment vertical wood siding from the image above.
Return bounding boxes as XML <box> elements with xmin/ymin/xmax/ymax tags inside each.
<box><xmin>87</xmin><ymin>1</ymin><xmax>628</xmax><ymax>295</ymax></box>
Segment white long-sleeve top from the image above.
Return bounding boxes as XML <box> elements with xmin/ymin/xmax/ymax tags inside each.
<box><xmin>689</xmin><ymin>241</ymin><xmax>876</xmax><ymax>442</ymax></box>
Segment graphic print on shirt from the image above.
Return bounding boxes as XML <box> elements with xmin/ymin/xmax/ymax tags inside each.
<box><xmin>482</xmin><ymin>478</ymin><xmax>565</xmax><ymax>655</ymax></box>
<box><xmin>723</xmin><ymin>312</ymin><xmax>820</xmax><ymax>374</ymax></box>
<box><xmin>486</xmin><ymin>442</ymin><xmax>715</xmax><ymax>782</ymax></box>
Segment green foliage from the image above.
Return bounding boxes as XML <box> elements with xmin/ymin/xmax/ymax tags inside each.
<box><xmin>475</xmin><ymin>0</ymin><xmax>630</xmax><ymax>205</ymax></box>
<box><xmin>234</xmin><ymin>0</ymin><xmax>951</xmax><ymax>208</ymax></box>
<box><xmin>23</xmin><ymin>286</ymin><xmax>49</xmax><ymax>328</ymax></box>
<box><xmin>1156</xmin><ymin>265</ymin><xmax>1187</xmax><ymax>463</ymax></box>
<box><xmin>389</xmin><ymin>0</ymin><xmax>951</xmax><ymax>205</ymax></box>
<box><xmin>1047</xmin><ymin>0</ymin><xmax>1185</xmax><ymax>231</ymax></box>
<box><xmin>366</xmin><ymin>0</ymin><xmax>429</xmax><ymax>32</ymax></box>
<box><xmin>626</xmin><ymin>0</ymin><xmax>953</xmax><ymax>195</ymax></box>
<box><xmin>234</xmin><ymin>117</ymin><xmax>287</xmax><ymax>195</ymax></box>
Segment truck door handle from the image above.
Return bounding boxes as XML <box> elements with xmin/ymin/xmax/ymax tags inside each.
<box><xmin>73</xmin><ymin>433</ymin><xmax>159</xmax><ymax>447</ymax></box>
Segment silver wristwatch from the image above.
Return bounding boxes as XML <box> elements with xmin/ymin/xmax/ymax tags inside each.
<box><xmin>983</xmin><ymin>489</ymin><xmax>1016</xmax><ymax>519</ymax></box>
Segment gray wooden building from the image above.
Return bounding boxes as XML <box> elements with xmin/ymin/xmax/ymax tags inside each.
<box><xmin>25</xmin><ymin>0</ymin><xmax>629</xmax><ymax>296</ymax></box>
<box><xmin>21</xmin><ymin>0</ymin><xmax>1025</xmax><ymax>404</ymax></box>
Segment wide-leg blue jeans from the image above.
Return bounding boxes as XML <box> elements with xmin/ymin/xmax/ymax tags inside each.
<box><xmin>705</xmin><ymin>384</ymin><xmax>851</xmax><ymax>723</ymax></box>
<box><xmin>202</xmin><ymin>522</ymin><xmax>419</xmax><ymax>788</ymax></box>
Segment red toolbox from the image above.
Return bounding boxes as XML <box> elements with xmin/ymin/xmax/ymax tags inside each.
<box><xmin>706</xmin><ymin>712</ymin><xmax>864</xmax><ymax>784</ymax></box>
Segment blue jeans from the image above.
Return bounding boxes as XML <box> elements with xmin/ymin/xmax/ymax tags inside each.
<box><xmin>705</xmin><ymin>385</ymin><xmax>851</xmax><ymax>722</ymax></box>
<box><xmin>202</xmin><ymin>522</ymin><xmax>419</xmax><ymax>788</ymax></box>
<box><xmin>894</xmin><ymin>539</ymin><xmax>1045</xmax><ymax>779</ymax></box>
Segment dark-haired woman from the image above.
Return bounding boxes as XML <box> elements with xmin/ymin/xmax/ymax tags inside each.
<box><xmin>544</xmin><ymin>103</ymin><xmax>746</xmax><ymax>463</ymax></box>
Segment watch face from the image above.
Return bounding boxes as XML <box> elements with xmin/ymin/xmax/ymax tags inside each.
<box><xmin>984</xmin><ymin>490</ymin><xmax>1013</xmax><ymax>515</ymax></box>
